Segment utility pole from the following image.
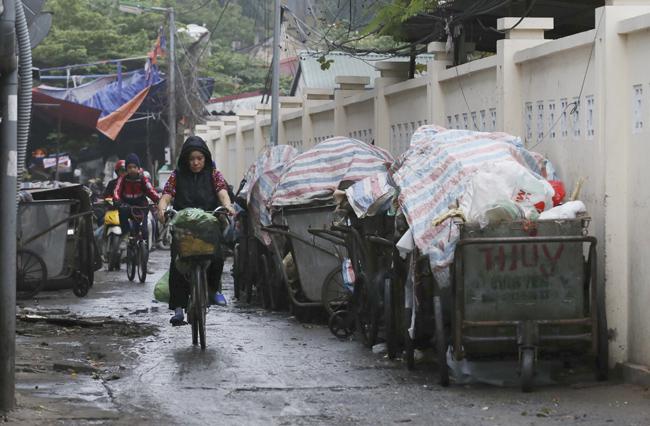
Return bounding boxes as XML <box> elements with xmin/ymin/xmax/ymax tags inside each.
<box><xmin>118</xmin><ymin>2</ymin><xmax>176</xmax><ymax>164</ymax></box>
<box><xmin>0</xmin><ymin>0</ymin><xmax>17</xmax><ymax>413</ymax></box>
<box><xmin>167</xmin><ymin>7</ymin><xmax>176</xmax><ymax>164</ymax></box>
<box><xmin>270</xmin><ymin>0</ymin><xmax>281</xmax><ymax>147</ymax></box>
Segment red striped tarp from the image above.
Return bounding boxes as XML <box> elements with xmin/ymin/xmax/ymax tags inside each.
<box><xmin>271</xmin><ymin>137</ymin><xmax>393</xmax><ymax>207</ymax></box>
<box><xmin>243</xmin><ymin>145</ymin><xmax>298</xmax><ymax>244</ymax></box>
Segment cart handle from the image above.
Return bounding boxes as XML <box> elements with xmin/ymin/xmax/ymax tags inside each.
<box><xmin>19</xmin><ymin>210</ymin><xmax>94</xmax><ymax>247</ymax></box>
<box><xmin>456</xmin><ymin>235</ymin><xmax>597</xmax><ymax>247</ymax></box>
<box><xmin>366</xmin><ymin>235</ymin><xmax>394</xmax><ymax>247</ymax></box>
<box><xmin>261</xmin><ymin>226</ymin><xmax>340</xmax><ymax>259</ymax></box>
<box><xmin>331</xmin><ymin>224</ymin><xmax>351</xmax><ymax>233</ymax></box>
<box><xmin>261</xmin><ymin>223</ymin><xmax>289</xmax><ymax>231</ymax></box>
<box><xmin>307</xmin><ymin>229</ymin><xmax>346</xmax><ymax>247</ymax></box>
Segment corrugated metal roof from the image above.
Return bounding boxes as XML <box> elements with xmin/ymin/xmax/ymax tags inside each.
<box><xmin>292</xmin><ymin>51</ymin><xmax>434</xmax><ymax>95</ymax></box>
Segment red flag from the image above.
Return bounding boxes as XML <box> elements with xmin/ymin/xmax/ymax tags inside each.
<box><xmin>148</xmin><ymin>26</ymin><xmax>166</xmax><ymax>65</ymax></box>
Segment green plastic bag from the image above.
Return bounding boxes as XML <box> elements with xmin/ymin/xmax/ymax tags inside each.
<box><xmin>154</xmin><ymin>271</ymin><xmax>170</xmax><ymax>303</ymax></box>
<box><xmin>171</xmin><ymin>208</ymin><xmax>223</xmax><ymax>258</ymax></box>
<box><xmin>170</xmin><ymin>208</ymin><xmax>221</xmax><ymax>243</ymax></box>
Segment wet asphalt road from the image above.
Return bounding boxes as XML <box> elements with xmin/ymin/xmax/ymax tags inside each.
<box><xmin>20</xmin><ymin>249</ymin><xmax>650</xmax><ymax>425</ymax></box>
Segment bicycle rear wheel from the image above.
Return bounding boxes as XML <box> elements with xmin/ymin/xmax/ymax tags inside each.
<box><xmin>137</xmin><ymin>240</ymin><xmax>148</xmax><ymax>283</ymax></box>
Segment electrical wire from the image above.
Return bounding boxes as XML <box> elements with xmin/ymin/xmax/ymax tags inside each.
<box><xmin>194</xmin><ymin>0</ymin><xmax>233</xmax><ymax>61</ymax></box>
<box><xmin>455</xmin><ymin>66</ymin><xmax>480</xmax><ymax>131</ymax></box>
<box><xmin>177</xmin><ymin>0</ymin><xmax>213</xmax><ymax>15</ymax></box>
<box><xmin>475</xmin><ymin>0</ymin><xmax>538</xmax><ymax>33</ymax></box>
<box><xmin>528</xmin><ymin>9</ymin><xmax>604</xmax><ymax>151</ymax></box>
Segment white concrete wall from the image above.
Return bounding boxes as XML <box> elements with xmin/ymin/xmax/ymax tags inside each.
<box><xmin>620</xmin><ymin>11</ymin><xmax>650</xmax><ymax>368</ymax></box>
<box><xmin>311</xmin><ymin>108</ymin><xmax>335</xmax><ymax>145</ymax></box>
<box><xmin>439</xmin><ymin>58</ymin><xmax>498</xmax><ymax>132</ymax></box>
<box><xmin>386</xmin><ymin>80</ymin><xmax>429</xmax><ymax>156</ymax></box>
<box><xmin>225</xmin><ymin>132</ymin><xmax>237</xmax><ymax>184</ymax></box>
<box><xmin>193</xmin><ymin>3</ymin><xmax>650</xmax><ymax>373</ymax></box>
<box><xmin>344</xmin><ymin>97</ymin><xmax>374</xmax><ymax>144</ymax></box>
<box><xmin>242</xmin><ymin>128</ymin><xmax>255</xmax><ymax>171</ymax></box>
<box><xmin>283</xmin><ymin>116</ymin><xmax>303</xmax><ymax>152</ymax></box>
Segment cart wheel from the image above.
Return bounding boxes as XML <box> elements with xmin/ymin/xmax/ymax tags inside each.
<box><xmin>73</xmin><ymin>277</ymin><xmax>90</xmax><ymax>297</ymax></box>
<box><xmin>520</xmin><ymin>347</ymin><xmax>535</xmax><ymax>393</ymax></box>
<box><xmin>258</xmin><ymin>253</ymin><xmax>272</xmax><ymax>309</ymax></box>
<box><xmin>434</xmin><ymin>295</ymin><xmax>450</xmax><ymax>387</ymax></box>
<box><xmin>244</xmin><ymin>241</ymin><xmax>254</xmax><ymax>304</ymax></box>
<box><xmin>79</xmin><ymin>218</ymin><xmax>95</xmax><ymax>287</ymax></box>
<box><xmin>321</xmin><ymin>265</ymin><xmax>349</xmax><ymax>317</ymax></box>
<box><xmin>265</xmin><ymin>253</ymin><xmax>283</xmax><ymax>311</ymax></box>
<box><xmin>16</xmin><ymin>249</ymin><xmax>48</xmax><ymax>300</ymax></box>
<box><xmin>232</xmin><ymin>243</ymin><xmax>241</xmax><ymax>299</ymax></box>
<box><xmin>329</xmin><ymin>310</ymin><xmax>354</xmax><ymax>339</ymax></box>
<box><xmin>404</xmin><ymin>307</ymin><xmax>415</xmax><ymax>370</ymax></box>
<box><xmin>595</xmin><ymin>284</ymin><xmax>609</xmax><ymax>381</ymax></box>
<box><xmin>357</xmin><ymin>278</ymin><xmax>380</xmax><ymax>349</ymax></box>
<box><xmin>384</xmin><ymin>274</ymin><xmax>398</xmax><ymax>360</ymax></box>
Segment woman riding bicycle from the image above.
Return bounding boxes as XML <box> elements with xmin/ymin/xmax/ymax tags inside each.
<box><xmin>113</xmin><ymin>153</ymin><xmax>160</xmax><ymax>243</ymax></box>
<box><xmin>157</xmin><ymin>136</ymin><xmax>236</xmax><ymax>326</ymax></box>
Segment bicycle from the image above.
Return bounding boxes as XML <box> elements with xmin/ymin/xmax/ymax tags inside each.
<box><xmin>166</xmin><ymin>206</ymin><xmax>231</xmax><ymax>349</ymax></box>
<box><xmin>125</xmin><ymin>205</ymin><xmax>152</xmax><ymax>283</ymax></box>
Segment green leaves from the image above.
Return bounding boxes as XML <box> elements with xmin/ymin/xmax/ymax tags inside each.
<box><xmin>317</xmin><ymin>55</ymin><xmax>334</xmax><ymax>71</ymax></box>
<box><xmin>365</xmin><ymin>0</ymin><xmax>439</xmax><ymax>40</ymax></box>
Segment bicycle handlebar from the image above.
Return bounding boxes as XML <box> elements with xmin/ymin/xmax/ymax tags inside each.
<box><xmin>164</xmin><ymin>206</ymin><xmax>232</xmax><ymax>224</ymax></box>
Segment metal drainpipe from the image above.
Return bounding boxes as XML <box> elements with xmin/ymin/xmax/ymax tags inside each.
<box><xmin>15</xmin><ymin>0</ymin><xmax>32</xmax><ymax>184</ymax></box>
<box><xmin>0</xmin><ymin>0</ymin><xmax>17</xmax><ymax>413</ymax></box>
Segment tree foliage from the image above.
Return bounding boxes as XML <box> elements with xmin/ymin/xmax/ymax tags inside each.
<box><xmin>34</xmin><ymin>0</ymin><xmax>270</xmax><ymax>96</ymax></box>
<box><xmin>34</xmin><ymin>0</ymin><xmax>411</xmax><ymax>96</ymax></box>
<box><xmin>365</xmin><ymin>0</ymin><xmax>439</xmax><ymax>40</ymax></box>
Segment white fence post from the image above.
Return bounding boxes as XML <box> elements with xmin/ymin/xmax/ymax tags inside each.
<box><xmin>334</xmin><ymin>76</ymin><xmax>370</xmax><ymax>137</ymax></box>
<box><xmin>495</xmin><ymin>17</ymin><xmax>553</xmax><ymax>135</ymax></box>
<box><xmin>427</xmin><ymin>42</ymin><xmax>453</xmax><ymax>126</ymax></box>
<box><xmin>374</xmin><ymin>62</ymin><xmax>410</xmax><ymax>152</ymax></box>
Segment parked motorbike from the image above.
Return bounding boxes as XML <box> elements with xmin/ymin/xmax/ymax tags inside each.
<box><xmin>104</xmin><ymin>198</ymin><xmax>123</xmax><ymax>271</ymax></box>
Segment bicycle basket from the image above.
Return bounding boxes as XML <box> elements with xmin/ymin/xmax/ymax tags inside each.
<box><xmin>173</xmin><ymin>228</ymin><xmax>218</xmax><ymax>258</ymax></box>
<box><xmin>171</xmin><ymin>208</ymin><xmax>221</xmax><ymax>258</ymax></box>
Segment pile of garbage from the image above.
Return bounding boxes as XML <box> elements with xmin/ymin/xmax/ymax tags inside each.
<box><xmin>240</xmin><ymin>145</ymin><xmax>298</xmax><ymax>244</ymax></box>
<box><xmin>345</xmin><ymin>125</ymin><xmax>584</xmax><ymax>271</ymax></box>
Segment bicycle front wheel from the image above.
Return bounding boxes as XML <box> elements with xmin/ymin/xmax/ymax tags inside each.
<box><xmin>191</xmin><ymin>264</ymin><xmax>208</xmax><ymax>349</ymax></box>
<box><xmin>137</xmin><ymin>240</ymin><xmax>149</xmax><ymax>283</ymax></box>
<box><xmin>126</xmin><ymin>240</ymin><xmax>136</xmax><ymax>281</ymax></box>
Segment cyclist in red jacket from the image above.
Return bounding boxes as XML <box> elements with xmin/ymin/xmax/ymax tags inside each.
<box><xmin>114</xmin><ymin>153</ymin><xmax>160</xmax><ymax>243</ymax></box>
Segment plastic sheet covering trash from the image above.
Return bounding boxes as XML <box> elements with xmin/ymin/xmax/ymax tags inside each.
<box><xmin>271</xmin><ymin>137</ymin><xmax>393</xmax><ymax>207</ymax></box>
<box><xmin>18</xmin><ymin>200</ymin><xmax>74</xmax><ymax>278</ymax></box>
<box><xmin>242</xmin><ymin>145</ymin><xmax>298</xmax><ymax>245</ymax></box>
<box><xmin>344</xmin><ymin>172</ymin><xmax>396</xmax><ymax>218</ymax></box>
<box><xmin>391</xmin><ymin>125</ymin><xmax>556</xmax><ymax>271</ymax></box>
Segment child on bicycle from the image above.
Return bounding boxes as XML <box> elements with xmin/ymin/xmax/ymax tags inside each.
<box><xmin>113</xmin><ymin>153</ymin><xmax>160</xmax><ymax>243</ymax></box>
<box><xmin>157</xmin><ymin>136</ymin><xmax>236</xmax><ymax>326</ymax></box>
